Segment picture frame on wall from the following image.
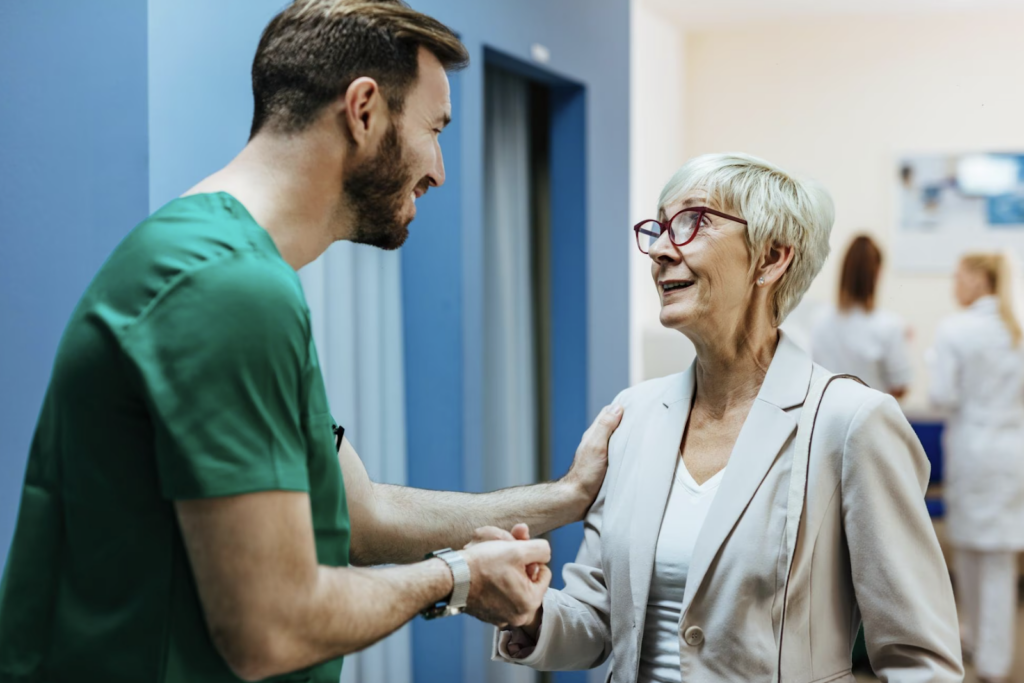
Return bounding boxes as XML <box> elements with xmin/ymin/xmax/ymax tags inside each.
<box><xmin>893</xmin><ymin>152</ymin><xmax>1024</xmax><ymax>272</ymax></box>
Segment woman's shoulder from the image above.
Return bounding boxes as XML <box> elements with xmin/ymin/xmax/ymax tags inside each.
<box><xmin>812</xmin><ymin>370</ymin><xmax>908</xmax><ymax>451</ymax></box>
<box><xmin>605</xmin><ymin>373</ymin><xmax>689</xmax><ymax>471</ymax></box>
<box><xmin>612</xmin><ymin>372</ymin><xmax>688</xmax><ymax>411</ymax></box>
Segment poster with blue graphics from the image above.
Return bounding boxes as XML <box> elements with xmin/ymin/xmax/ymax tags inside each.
<box><xmin>988</xmin><ymin>155</ymin><xmax>1024</xmax><ymax>226</ymax></box>
<box><xmin>895</xmin><ymin>152</ymin><xmax>1024</xmax><ymax>272</ymax></box>
<box><xmin>899</xmin><ymin>153</ymin><xmax>1024</xmax><ymax>232</ymax></box>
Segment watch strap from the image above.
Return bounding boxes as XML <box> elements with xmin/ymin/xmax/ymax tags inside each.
<box><xmin>439</xmin><ymin>550</ymin><xmax>471</xmax><ymax>609</ymax></box>
<box><xmin>421</xmin><ymin>548</ymin><xmax>472</xmax><ymax>619</ymax></box>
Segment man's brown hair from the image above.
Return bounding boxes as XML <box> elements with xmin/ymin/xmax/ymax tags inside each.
<box><xmin>250</xmin><ymin>0</ymin><xmax>469</xmax><ymax>138</ymax></box>
<box><xmin>838</xmin><ymin>234</ymin><xmax>883</xmax><ymax>311</ymax></box>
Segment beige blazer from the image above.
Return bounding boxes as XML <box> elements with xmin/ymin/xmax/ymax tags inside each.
<box><xmin>495</xmin><ymin>334</ymin><xmax>962</xmax><ymax>683</ymax></box>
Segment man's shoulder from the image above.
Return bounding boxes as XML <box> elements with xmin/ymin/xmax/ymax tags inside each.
<box><xmin>170</xmin><ymin>249</ymin><xmax>302</xmax><ymax>301</ymax></box>
<box><xmin>107</xmin><ymin>194</ymin><xmax>307</xmax><ymax>334</ymax></box>
<box><xmin>129</xmin><ymin>251</ymin><xmax>308</xmax><ymax>338</ymax></box>
<box><xmin>131</xmin><ymin>193</ymin><xmax>292</xmax><ymax>281</ymax></box>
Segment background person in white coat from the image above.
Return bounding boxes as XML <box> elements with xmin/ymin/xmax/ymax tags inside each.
<box><xmin>811</xmin><ymin>234</ymin><xmax>912</xmax><ymax>399</ymax></box>
<box><xmin>930</xmin><ymin>251</ymin><xmax>1024</xmax><ymax>683</ymax></box>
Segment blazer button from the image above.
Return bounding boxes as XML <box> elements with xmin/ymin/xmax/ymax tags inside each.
<box><xmin>683</xmin><ymin>625</ymin><xmax>704</xmax><ymax>646</ymax></box>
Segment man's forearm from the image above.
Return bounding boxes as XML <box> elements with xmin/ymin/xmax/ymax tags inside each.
<box><xmin>342</xmin><ymin>404</ymin><xmax>622</xmax><ymax>567</ymax></box>
<box><xmin>240</xmin><ymin>559</ymin><xmax>452</xmax><ymax>679</ymax></box>
<box><xmin>352</xmin><ymin>480</ymin><xmax>588</xmax><ymax>566</ymax></box>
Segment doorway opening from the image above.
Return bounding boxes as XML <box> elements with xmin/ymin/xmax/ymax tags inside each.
<box><xmin>483</xmin><ymin>48</ymin><xmax>589</xmax><ymax>683</ymax></box>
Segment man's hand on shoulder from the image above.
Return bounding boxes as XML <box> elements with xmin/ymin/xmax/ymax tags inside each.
<box><xmin>561</xmin><ymin>404</ymin><xmax>624</xmax><ymax>515</ymax></box>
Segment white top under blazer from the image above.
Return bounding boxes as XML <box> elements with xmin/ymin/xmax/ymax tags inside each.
<box><xmin>638</xmin><ymin>460</ymin><xmax>724</xmax><ymax>683</ymax></box>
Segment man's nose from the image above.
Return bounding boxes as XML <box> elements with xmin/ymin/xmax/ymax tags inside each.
<box><xmin>429</xmin><ymin>147</ymin><xmax>446</xmax><ymax>188</ymax></box>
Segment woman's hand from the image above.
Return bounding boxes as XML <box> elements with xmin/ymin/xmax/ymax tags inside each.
<box><xmin>458</xmin><ymin>537</ymin><xmax>552</xmax><ymax>629</ymax></box>
<box><xmin>466</xmin><ymin>524</ymin><xmax>540</xmax><ymax>580</ymax></box>
<box><xmin>467</xmin><ymin>524</ymin><xmax>545</xmax><ymax>635</ymax></box>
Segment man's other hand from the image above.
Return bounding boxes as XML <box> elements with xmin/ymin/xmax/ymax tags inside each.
<box><xmin>563</xmin><ymin>404</ymin><xmax>623</xmax><ymax>509</ymax></box>
<box><xmin>460</xmin><ymin>538</ymin><xmax>551</xmax><ymax>628</ymax></box>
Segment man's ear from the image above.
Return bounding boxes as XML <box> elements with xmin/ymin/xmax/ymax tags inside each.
<box><xmin>757</xmin><ymin>242</ymin><xmax>795</xmax><ymax>287</ymax></box>
<box><xmin>342</xmin><ymin>76</ymin><xmax>385</xmax><ymax>149</ymax></box>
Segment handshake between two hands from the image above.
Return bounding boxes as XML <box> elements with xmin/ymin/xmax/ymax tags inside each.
<box><xmin>458</xmin><ymin>523</ymin><xmax>549</xmax><ymax>639</ymax></box>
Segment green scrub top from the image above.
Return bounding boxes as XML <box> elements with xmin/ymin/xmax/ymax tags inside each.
<box><xmin>0</xmin><ymin>193</ymin><xmax>350</xmax><ymax>683</ymax></box>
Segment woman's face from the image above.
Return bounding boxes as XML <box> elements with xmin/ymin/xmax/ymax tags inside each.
<box><xmin>649</xmin><ymin>193</ymin><xmax>755</xmax><ymax>339</ymax></box>
<box><xmin>954</xmin><ymin>262</ymin><xmax>991</xmax><ymax>307</ymax></box>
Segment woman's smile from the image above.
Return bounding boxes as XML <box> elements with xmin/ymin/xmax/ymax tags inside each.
<box><xmin>659</xmin><ymin>279</ymin><xmax>695</xmax><ymax>300</ymax></box>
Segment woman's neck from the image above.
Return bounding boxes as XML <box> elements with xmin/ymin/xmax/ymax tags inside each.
<box><xmin>690</xmin><ymin>323</ymin><xmax>779</xmax><ymax>418</ymax></box>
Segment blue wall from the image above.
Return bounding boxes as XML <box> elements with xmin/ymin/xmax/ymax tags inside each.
<box><xmin>0</xmin><ymin>0</ymin><xmax>150</xmax><ymax>570</ymax></box>
<box><xmin>148</xmin><ymin>0</ymin><xmax>281</xmax><ymax>211</ymax></box>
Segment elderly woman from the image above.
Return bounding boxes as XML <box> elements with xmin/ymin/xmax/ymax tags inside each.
<box><xmin>493</xmin><ymin>154</ymin><xmax>962</xmax><ymax>682</ymax></box>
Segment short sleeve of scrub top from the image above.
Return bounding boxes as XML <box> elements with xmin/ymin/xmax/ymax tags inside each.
<box><xmin>122</xmin><ymin>253</ymin><xmax>312</xmax><ymax>500</ymax></box>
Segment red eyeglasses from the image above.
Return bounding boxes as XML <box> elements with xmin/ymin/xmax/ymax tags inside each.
<box><xmin>634</xmin><ymin>206</ymin><xmax>748</xmax><ymax>255</ymax></box>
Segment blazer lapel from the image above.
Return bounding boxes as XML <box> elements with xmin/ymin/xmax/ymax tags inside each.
<box><xmin>679</xmin><ymin>332</ymin><xmax>813</xmax><ymax>618</ymax></box>
<box><xmin>629</xmin><ymin>366</ymin><xmax>695</xmax><ymax>622</ymax></box>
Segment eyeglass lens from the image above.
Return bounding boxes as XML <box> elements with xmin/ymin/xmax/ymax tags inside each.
<box><xmin>637</xmin><ymin>209</ymin><xmax>703</xmax><ymax>254</ymax></box>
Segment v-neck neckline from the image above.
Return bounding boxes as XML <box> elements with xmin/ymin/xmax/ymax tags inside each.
<box><xmin>676</xmin><ymin>455</ymin><xmax>726</xmax><ymax>495</ymax></box>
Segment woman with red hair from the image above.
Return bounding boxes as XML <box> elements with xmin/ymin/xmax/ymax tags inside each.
<box><xmin>811</xmin><ymin>234</ymin><xmax>912</xmax><ymax>399</ymax></box>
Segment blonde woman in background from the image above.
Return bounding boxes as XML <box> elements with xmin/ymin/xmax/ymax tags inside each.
<box><xmin>930</xmin><ymin>252</ymin><xmax>1024</xmax><ymax>683</ymax></box>
<box><xmin>811</xmin><ymin>235</ymin><xmax>912</xmax><ymax>398</ymax></box>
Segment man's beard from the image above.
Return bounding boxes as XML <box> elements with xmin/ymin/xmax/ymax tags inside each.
<box><xmin>343</xmin><ymin>123</ymin><xmax>415</xmax><ymax>251</ymax></box>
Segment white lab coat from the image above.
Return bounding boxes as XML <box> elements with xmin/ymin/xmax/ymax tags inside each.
<box><xmin>929</xmin><ymin>295</ymin><xmax>1024</xmax><ymax>550</ymax></box>
<box><xmin>811</xmin><ymin>306</ymin><xmax>912</xmax><ymax>393</ymax></box>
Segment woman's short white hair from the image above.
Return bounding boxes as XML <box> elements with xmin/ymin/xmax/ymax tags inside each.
<box><xmin>658</xmin><ymin>153</ymin><xmax>834</xmax><ymax>326</ymax></box>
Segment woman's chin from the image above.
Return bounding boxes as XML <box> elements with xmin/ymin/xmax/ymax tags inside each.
<box><xmin>659</xmin><ymin>304</ymin><xmax>696</xmax><ymax>331</ymax></box>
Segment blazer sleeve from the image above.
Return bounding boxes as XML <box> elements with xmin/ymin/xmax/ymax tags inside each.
<box><xmin>492</xmin><ymin>392</ymin><xmax>633</xmax><ymax>671</ymax></box>
<box><xmin>840</xmin><ymin>392</ymin><xmax>964</xmax><ymax>682</ymax></box>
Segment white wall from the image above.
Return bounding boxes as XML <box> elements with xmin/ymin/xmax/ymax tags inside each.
<box><xmin>630</xmin><ymin>0</ymin><xmax>695</xmax><ymax>386</ymax></box>
<box><xmin>635</xmin><ymin>7</ymin><xmax>1024</xmax><ymax>410</ymax></box>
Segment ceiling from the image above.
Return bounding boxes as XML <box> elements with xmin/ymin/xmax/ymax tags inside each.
<box><xmin>643</xmin><ymin>0</ymin><xmax>1024</xmax><ymax>29</ymax></box>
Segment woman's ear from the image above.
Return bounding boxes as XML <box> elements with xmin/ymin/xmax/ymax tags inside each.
<box><xmin>757</xmin><ymin>242</ymin><xmax>795</xmax><ymax>287</ymax></box>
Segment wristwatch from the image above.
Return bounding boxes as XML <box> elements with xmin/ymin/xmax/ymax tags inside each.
<box><xmin>421</xmin><ymin>548</ymin><xmax>471</xmax><ymax>619</ymax></box>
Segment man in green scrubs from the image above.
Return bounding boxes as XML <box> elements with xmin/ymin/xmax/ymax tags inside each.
<box><xmin>0</xmin><ymin>2</ymin><xmax>622</xmax><ymax>682</ymax></box>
